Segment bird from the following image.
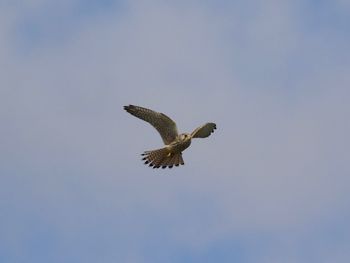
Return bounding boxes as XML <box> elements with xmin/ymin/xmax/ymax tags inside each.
<box><xmin>124</xmin><ymin>104</ymin><xmax>216</xmax><ymax>169</ymax></box>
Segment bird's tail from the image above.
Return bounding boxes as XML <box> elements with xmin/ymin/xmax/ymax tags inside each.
<box><xmin>142</xmin><ymin>148</ymin><xmax>184</xmax><ymax>169</ymax></box>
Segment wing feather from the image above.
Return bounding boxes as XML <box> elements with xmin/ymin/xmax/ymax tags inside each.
<box><xmin>190</xmin><ymin>123</ymin><xmax>216</xmax><ymax>138</ymax></box>
<box><xmin>124</xmin><ymin>105</ymin><xmax>178</xmax><ymax>144</ymax></box>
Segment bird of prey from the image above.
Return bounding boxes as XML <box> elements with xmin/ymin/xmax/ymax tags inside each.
<box><xmin>124</xmin><ymin>105</ymin><xmax>216</xmax><ymax>169</ymax></box>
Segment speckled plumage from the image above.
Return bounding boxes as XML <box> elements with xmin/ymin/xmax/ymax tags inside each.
<box><xmin>124</xmin><ymin>105</ymin><xmax>216</xmax><ymax>169</ymax></box>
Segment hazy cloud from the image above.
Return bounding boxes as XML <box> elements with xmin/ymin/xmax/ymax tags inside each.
<box><xmin>1</xmin><ymin>1</ymin><xmax>349</xmax><ymax>262</ymax></box>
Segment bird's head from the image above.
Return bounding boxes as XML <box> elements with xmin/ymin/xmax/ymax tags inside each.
<box><xmin>179</xmin><ymin>133</ymin><xmax>191</xmax><ymax>141</ymax></box>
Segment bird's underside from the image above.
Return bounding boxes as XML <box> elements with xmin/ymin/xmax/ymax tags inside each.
<box><xmin>124</xmin><ymin>104</ymin><xmax>216</xmax><ymax>169</ymax></box>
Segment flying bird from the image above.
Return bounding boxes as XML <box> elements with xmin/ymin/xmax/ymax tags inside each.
<box><xmin>124</xmin><ymin>105</ymin><xmax>216</xmax><ymax>169</ymax></box>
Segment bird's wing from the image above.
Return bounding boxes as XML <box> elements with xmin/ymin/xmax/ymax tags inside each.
<box><xmin>124</xmin><ymin>105</ymin><xmax>178</xmax><ymax>145</ymax></box>
<box><xmin>190</xmin><ymin>122</ymin><xmax>216</xmax><ymax>138</ymax></box>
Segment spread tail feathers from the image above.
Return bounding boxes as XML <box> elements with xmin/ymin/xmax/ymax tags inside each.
<box><xmin>142</xmin><ymin>148</ymin><xmax>184</xmax><ymax>169</ymax></box>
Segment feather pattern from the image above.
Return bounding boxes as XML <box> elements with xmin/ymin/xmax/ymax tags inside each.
<box><xmin>142</xmin><ymin>149</ymin><xmax>184</xmax><ymax>169</ymax></box>
<box><xmin>124</xmin><ymin>105</ymin><xmax>216</xmax><ymax>169</ymax></box>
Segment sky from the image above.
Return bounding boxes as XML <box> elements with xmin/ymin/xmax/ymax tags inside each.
<box><xmin>1</xmin><ymin>0</ymin><xmax>350</xmax><ymax>262</ymax></box>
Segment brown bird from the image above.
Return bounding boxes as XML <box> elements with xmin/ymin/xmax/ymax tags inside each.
<box><xmin>124</xmin><ymin>105</ymin><xmax>216</xmax><ymax>169</ymax></box>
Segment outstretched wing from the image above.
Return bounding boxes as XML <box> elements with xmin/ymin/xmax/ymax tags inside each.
<box><xmin>190</xmin><ymin>122</ymin><xmax>216</xmax><ymax>138</ymax></box>
<box><xmin>124</xmin><ymin>105</ymin><xmax>178</xmax><ymax>144</ymax></box>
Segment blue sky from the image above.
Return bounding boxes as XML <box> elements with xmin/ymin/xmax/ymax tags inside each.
<box><xmin>1</xmin><ymin>0</ymin><xmax>350</xmax><ymax>262</ymax></box>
